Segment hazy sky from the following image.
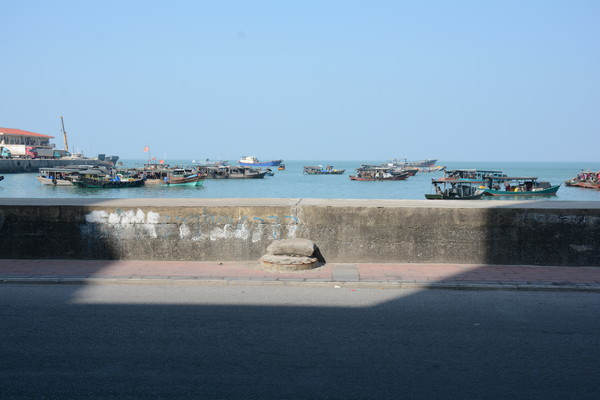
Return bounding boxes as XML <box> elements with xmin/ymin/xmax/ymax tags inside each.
<box><xmin>1</xmin><ymin>0</ymin><xmax>598</xmax><ymax>162</ymax></box>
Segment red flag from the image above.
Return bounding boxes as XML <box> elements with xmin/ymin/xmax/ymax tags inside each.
<box><xmin>143</xmin><ymin>146</ymin><xmax>149</xmax><ymax>152</ymax></box>
<box><xmin>159</xmin><ymin>160</ymin><xmax>164</xmax><ymax>164</ymax></box>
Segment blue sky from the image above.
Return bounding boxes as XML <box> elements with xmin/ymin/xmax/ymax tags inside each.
<box><xmin>1</xmin><ymin>0</ymin><xmax>598</xmax><ymax>162</ymax></box>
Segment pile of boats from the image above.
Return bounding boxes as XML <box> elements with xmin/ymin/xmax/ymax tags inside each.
<box><xmin>35</xmin><ymin>160</ymin><xmax>280</xmax><ymax>188</ymax></box>
<box><xmin>37</xmin><ymin>165</ymin><xmax>205</xmax><ymax>188</ymax></box>
<box><xmin>564</xmin><ymin>170</ymin><xmax>600</xmax><ymax>189</ymax></box>
<box><xmin>349</xmin><ymin>161</ymin><xmax>419</xmax><ymax>181</ymax></box>
<box><xmin>425</xmin><ymin>169</ymin><xmax>561</xmax><ymax>200</ymax></box>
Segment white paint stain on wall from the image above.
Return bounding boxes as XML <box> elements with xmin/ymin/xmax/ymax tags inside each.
<box><xmin>84</xmin><ymin>209</ymin><xmax>300</xmax><ymax>243</ymax></box>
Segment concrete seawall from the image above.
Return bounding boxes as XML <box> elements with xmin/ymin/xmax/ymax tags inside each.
<box><xmin>0</xmin><ymin>158</ymin><xmax>112</xmax><ymax>173</ymax></box>
<box><xmin>0</xmin><ymin>198</ymin><xmax>598</xmax><ymax>266</ymax></box>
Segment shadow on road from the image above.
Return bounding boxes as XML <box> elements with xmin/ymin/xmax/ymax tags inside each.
<box><xmin>1</xmin><ymin>280</ymin><xmax>598</xmax><ymax>399</ymax></box>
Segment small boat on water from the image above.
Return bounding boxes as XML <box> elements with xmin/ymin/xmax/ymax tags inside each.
<box><xmin>418</xmin><ymin>165</ymin><xmax>446</xmax><ymax>173</ymax></box>
<box><xmin>425</xmin><ymin>179</ymin><xmax>484</xmax><ymax>200</ymax></box>
<box><xmin>238</xmin><ymin>156</ymin><xmax>283</xmax><ymax>167</ymax></box>
<box><xmin>73</xmin><ymin>170</ymin><xmax>144</xmax><ymax>189</ymax></box>
<box><xmin>132</xmin><ymin>167</ymin><xmax>204</xmax><ymax>186</ymax></box>
<box><xmin>438</xmin><ymin>169</ymin><xmax>506</xmax><ymax>184</ymax></box>
<box><xmin>196</xmin><ymin>165</ymin><xmax>268</xmax><ymax>179</ymax></box>
<box><xmin>278</xmin><ymin>164</ymin><xmax>285</xmax><ymax>171</ymax></box>
<box><xmin>482</xmin><ymin>177</ymin><xmax>560</xmax><ymax>196</ymax></box>
<box><xmin>36</xmin><ymin>165</ymin><xmax>112</xmax><ymax>185</ymax></box>
<box><xmin>0</xmin><ymin>176</ymin><xmax>3</xmax><ymax>182</ymax></box>
<box><xmin>389</xmin><ymin>158</ymin><xmax>437</xmax><ymax>168</ymax></box>
<box><xmin>72</xmin><ymin>174</ymin><xmax>145</xmax><ymax>188</ymax></box>
<box><xmin>349</xmin><ymin>166</ymin><xmax>409</xmax><ymax>181</ymax></box>
<box><xmin>303</xmin><ymin>165</ymin><xmax>345</xmax><ymax>175</ymax></box>
<box><xmin>564</xmin><ymin>170</ymin><xmax>600</xmax><ymax>189</ymax></box>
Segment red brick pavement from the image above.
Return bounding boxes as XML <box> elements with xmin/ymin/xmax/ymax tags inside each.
<box><xmin>0</xmin><ymin>259</ymin><xmax>599</xmax><ymax>288</ymax></box>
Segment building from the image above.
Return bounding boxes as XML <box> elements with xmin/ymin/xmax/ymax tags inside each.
<box><xmin>0</xmin><ymin>127</ymin><xmax>55</xmax><ymax>148</ymax></box>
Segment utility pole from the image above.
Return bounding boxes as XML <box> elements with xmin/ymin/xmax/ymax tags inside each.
<box><xmin>60</xmin><ymin>116</ymin><xmax>69</xmax><ymax>152</ymax></box>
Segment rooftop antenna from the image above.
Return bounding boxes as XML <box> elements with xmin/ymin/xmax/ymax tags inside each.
<box><xmin>60</xmin><ymin>116</ymin><xmax>69</xmax><ymax>152</ymax></box>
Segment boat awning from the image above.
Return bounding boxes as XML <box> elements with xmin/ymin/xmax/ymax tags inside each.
<box><xmin>487</xmin><ymin>176</ymin><xmax>538</xmax><ymax>181</ymax></box>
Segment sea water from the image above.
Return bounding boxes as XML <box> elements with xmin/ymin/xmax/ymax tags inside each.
<box><xmin>1</xmin><ymin>160</ymin><xmax>599</xmax><ymax>201</ymax></box>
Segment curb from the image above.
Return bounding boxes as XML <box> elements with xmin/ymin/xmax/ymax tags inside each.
<box><xmin>1</xmin><ymin>277</ymin><xmax>599</xmax><ymax>292</ymax></box>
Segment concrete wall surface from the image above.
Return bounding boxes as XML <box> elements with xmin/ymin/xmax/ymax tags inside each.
<box><xmin>0</xmin><ymin>198</ymin><xmax>598</xmax><ymax>266</ymax></box>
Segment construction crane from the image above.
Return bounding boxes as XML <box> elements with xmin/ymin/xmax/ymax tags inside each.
<box><xmin>60</xmin><ymin>116</ymin><xmax>69</xmax><ymax>152</ymax></box>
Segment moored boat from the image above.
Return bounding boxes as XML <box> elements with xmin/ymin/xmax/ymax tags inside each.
<box><xmin>238</xmin><ymin>156</ymin><xmax>283</xmax><ymax>167</ymax></box>
<box><xmin>196</xmin><ymin>165</ymin><xmax>267</xmax><ymax>179</ymax></box>
<box><xmin>388</xmin><ymin>158</ymin><xmax>437</xmax><ymax>168</ymax></box>
<box><xmin>349</xmin><ymin>166</ymin><xmax>409</xmax><ymax>181</ymax></box>
<box><xmin>564</xmin><ymin>170</ymin><xmax>600</xmax><ymax>189</ymax></box>
<box><xmin>418</xmin><ymin>165</ymin><xmax>446</xmax><ymax>173</ymax></box>
<box><xmin>137</xmin><ymin>167</ymin><xmax>205</xmax><ymax>186</ymax></box>
<box><xmin>481</xmin><ymin>177</ymin><xmax>560</xmax><ymax>196</ymax></box>
<box><xmin>72</xmin><ymin>169</ymin><xmax>144</xmax><ymax>188</ymax></box>
<box><xmin>425</xmin><ymin>179</ymin><xmax>484</xmax><ymax>200</ymax></box>
<box><xmin>36</xmin><ymin>166</ymin><xmax>111</xmax><ymax>185</ymax></box>
<box><xmin>303</xmin><ymin>165</ymin><xmax>345</xmax><ymax>175</ymax></box>
<box><xmin>438</xmin><ymin>169</ymin><xmax>506</xmax><ymax>184</ymax></box>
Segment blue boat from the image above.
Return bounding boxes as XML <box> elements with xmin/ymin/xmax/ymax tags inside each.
<box><xmin>238</xmin><ymin>156</ymin><xmax>283</xmax><ymax>167</ymax></box>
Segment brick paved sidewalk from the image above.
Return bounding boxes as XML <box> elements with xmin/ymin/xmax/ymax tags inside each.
<box><xmin>0</xmin><ymin>259</ymin><xmax>599</xmax><ymax>291</ymax></box>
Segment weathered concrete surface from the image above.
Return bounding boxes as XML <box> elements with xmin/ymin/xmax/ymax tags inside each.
<box><xmin>0</xmin><ymin>158</ymin><xmax>112</xmax><ymax>173</ymax></box>
<box><xmin>0</xmin><ymin>198</ymin><xmax>598</xmax><ymax>266</ymax></box>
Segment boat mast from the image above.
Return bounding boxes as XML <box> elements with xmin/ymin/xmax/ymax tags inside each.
<box><xmin>60</xmin><ymin>116</ymin><xmax>69</xmax><ymax>152</ymax></box>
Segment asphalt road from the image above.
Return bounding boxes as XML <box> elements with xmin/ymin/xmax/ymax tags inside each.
<box><xmin>1</xmin><ymin>284</ymin><xmax>598</xmax><ymax>399</ymax></box>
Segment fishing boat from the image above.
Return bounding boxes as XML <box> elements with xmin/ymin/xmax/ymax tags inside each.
<box><xmin>438</xmin><ymin>169</ymin><xmax>506</xmax><ymax>184</ymax></box>
<box><xmin>238</xmin><ymin>156</ymin><xmax>283</xmax><ymax>167</ymax></box>
<box><xmin>136</xmin><ymin>167</ymin><xmax>204</xmax><ymax>186</ymax></box>
<box><xmin>36</xmin><ymin>165</ymin><xmax>114</xmax><ymax>185</ymax></box>
<box><xmin>418</xmin><ymin>165</ymin><xmax>446</xmax><ymax>173</ymax></box>
<box><xmin>388</xmin><ymin>158</ymin><xmax>437</xmax><ymax>168</ymax></box>
<box><xmin>425</xmin><ymin>179</ymin><xmax>485</xmax><ymax>200</ymax></box>
<box><xmin>303</xmin><ymin>165</ymin><xmax>345</xmax><ymax>175</ymax></box>
<box><xmin>349</xmin><ymin>166</ymin><xmax>409</xmax><ymax>181</ymax></box>
<box><xmin>564</xmin><ymin>170</ymin><xmax>600</xmax><ymax>189</ymax></box>
<box><xmin>278</xmin><ymin>164</ymin><xmax>285</xmax><ymax>171</ymax></box>
<box><xmin>481</xmin><ymin>177</ymin><xmax>560</xmax><ymax>196</ymax></box>
<box><xmin>196</xmin><ymin>165</ymin><xmax>268</xmax><ymax>179</ymax></box>
<box><xmin>72</xmin><ymin>169</ymin><xmax>144</xmax><ymax>188</ymax></box>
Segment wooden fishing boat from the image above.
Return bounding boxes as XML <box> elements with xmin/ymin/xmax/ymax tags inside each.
<box><xmin>564</xmin><ymin>170</ymin><xmax>600</xmax><ymax>189</ymax></box>
<box><xmin>303</xmin><ymin>165</ymin><xmax>345</xmax><ymax>175</ymax></box>
<box><xmin>438</xmin><ymin>169</ymin><xmax>506</xmax><ymax>184</ymax></box>
<box><xmin>140</xmin><ymin>168</ymin><xmax>204</xmax><ymax>186</ymax></box>
<box><xmin>36</xmin><ymin>166</ymin><xmax>110</xmax><ymax>186</ymax></box>
<box><xmin>418</xmin><ymin>165</ymin><xmax>446</xmax><ymax>173</ymax></box>
<box><xmin>72</xmin><ymin>171</ymin><xmax>145</xmax><ymax>188</ymax></box>
<box><xmin>196</xmin><ymin>165</ymin><xmax>267</xmax><ymax>179</ymax></box>
<box><xmin>482</xmin><ymin>177</ymin><xmax>560</xmax><ymax>196</ymax></box>
<box><xmin>425</xmin><ymin>179</ymin><xmax>484</xmax><ymax>200</ymax></box>
<box><xmin>349</xmin><ymin>166</ymin><xmax>409</xmax><ymax>181</ymax></box>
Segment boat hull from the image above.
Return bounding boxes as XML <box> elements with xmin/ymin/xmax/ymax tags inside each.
<box><xmin>36</xmin><ymin>176</ymin><xmax>74</xmax><ymax>186</ymax></box>
<box><xmin>73</xmin><ymin>178</ymin><xmax>145</xmax><ymax>188</ymax></box>
<box><xmin>349</xmin><ymin>174</ymin><xmax>408</xmax><ymax>181</ymax></box>
<box><xmin>239</xmin><ymin>160</ymin><xmax>283</xmax><ymax>167</ymax></box>
<box><xmin>425</xmin><ymin>192</ymin><xmax>484</xmax><ymax>200</ymax></box>
<box><xmin>483</xmin><ymin>185</ymin><xmax>561</xmax><ymax>196</ymax></box>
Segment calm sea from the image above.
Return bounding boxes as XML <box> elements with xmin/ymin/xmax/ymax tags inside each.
<box><xmin>1</xmin><ymin>160</ymin><xmax>599</xmax><ymax>201</ymax></box>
